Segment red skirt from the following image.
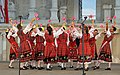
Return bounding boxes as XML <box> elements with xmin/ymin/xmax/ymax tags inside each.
<box><xmin>10</xmin><ymin>42</ymin><xmax>19</xmax><ymax>60</ymax></box>
<box><xmin>90</xmin><ymin>44</ymin><xmax>98</xmax><ymax>60</ymax></box>
<box><xmin>98</xmin><ymin>43</ymin><xmax>112</xmax><ymax>62</ymax></box>
<box><xmin>30</xmin><ymin>42</ymin><xmax>35</xmax><ymax>60</ymax></box>
<box><xmin>57</xmin><ymin>43</ymin><xmax>68</xmax><ymax>62</ymax></box>
<box><xmin>35</xmin><ymin>42</ymin><xmax>45</xmax><ymax>61</ymax></box>
<box><xmin>44</xmin><ymin>42</ymin><xmax>57</xmax><ymax>63</ymax></box>
<box><xmin>78</xmin><ymin>42</ymin><xmax>92</xmax><ymax>62</ymax></box>
<box><xmin>68</xmin><ymin>41</ymin><xmax>78</xmax><ymax>59</ymax></box>
<box><xmin>10</xmin><ymin>47</ymin><xmax>17</xmax><ymax>60</ymax></box>
<box><xmin>20</xmin><ymin>40</ymin><xmax>32</xmax><ymax>62</ymax></box>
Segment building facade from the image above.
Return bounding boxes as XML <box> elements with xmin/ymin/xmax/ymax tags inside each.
<box><xmin>96</xmin><ymin>0</ymin><xmax>120</xmax><ymax>23</ymax></box>
<box><xmin>8</xmin><ymin>0</ymin><xmax>81</xmax><ymax>23</ymax></box>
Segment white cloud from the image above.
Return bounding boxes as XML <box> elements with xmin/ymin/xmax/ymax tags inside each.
<box><xmin>82</xmin><ymin>8</ymin><xmax>96</xmax><ymax>19</ymax></box>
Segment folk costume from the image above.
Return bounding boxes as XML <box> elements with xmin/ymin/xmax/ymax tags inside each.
<box><xmin>16</xmin><ymin>23</ymin><xmax>33</xmax><ymax>69</ymax></box>
<box><xmin>57</xmin><ymin>31</ymin><xmax>69</xmax><ymax>70</ymax></box>
<box><xmin>35</xmin><ymin>27</ymin><xmax>45</xmax><ymax>70</ymax></box>
<box><xmin>68</xmin><ymin>28</ymin><xmax>78</xmax><ymax>68</ymax></box>
<box><xmin>96</xmin><ymin>29</ymin><xmax>115</xmax><ymax>70</ymax></box>
<box><xmin>6</xmin><ymin>29</ymin><xmax>18</xmax><ymax>68</ymax></box>
<box><xmin>37</xmin><ymin>26</ymin><xmax>64</xmax><ymax>70</ymax></box>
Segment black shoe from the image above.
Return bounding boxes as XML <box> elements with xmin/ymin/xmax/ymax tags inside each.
<box><xmin>29</xmin><ymin>65</ymin><xmax>33</xmax><ymax>69</ymax></box>
<box><xmin>96</xmin><ymin>66</ymin><xmax>100</xmax><ymax>69</ymax></box>
<box><xmin>50</xmin><ymin>66</ymin><xmax>53</xmax><ymax>68</ymax></box>
<box><xmin>33</xmin><ymin>67</ymin><xmax>37</xmax><ymax>69</ymax></box>
<box><xmin>80</xmin><ymin>67</ymin><xmax>83</xmax><ymax>70</ymax></box>
<box><xmin>38</xmin><ymin>67</ymin><xmax>42</xmax><ymax>70</ymax></box>
<box><xmin>20</xmin><ymin>67</ymin><xmax>27</xmax><ymax>70</ymax></box>
<box><xmin>58</xmin><ymin>65</ymin><xmax>61</xmax><ymax>67</ymax></box>
<box><xmin>93</xmin><ymin>66</ymin><xmax>97</xmax><ymax>70</ymax></box>
<box><xmin>41</xmin><ymin>67</ymin><xmax>44</xmax><ymax>69</ymax></box>
<box><xmin>46</xmin><ymin>68</ymin><xmax>52</xmax><ymax>71</ymax></box>
<box><xmin>91</xmin><ymin>66</ymin><xmax>95</xmax><ymax>68</ymax></box>
<box><xmin>64</xmin><ymin>67</ymin><xmax>66</xmax><ymax>70</ymax></box>
<box><xmin>74</xmin><ymin>68</ymin><xmax>80</xmax><ymax>70</ymax></box>
<box><xmin>105</xmin><ymin>68</ymin><xmax>111</xmax><ymax>70</ymax></box>
<box><xmin>23</xmin><ymin>66</ymin><xmax>29</xmax><ymax>69</ymax></box>
<box><xmin>8</xmin><ymin>66</ymin><xmax>14</xmax><ymax>69</ymax></box>
<box><xmin>70</xmin><ymin>66</ymin><xmax>73</xmax><ymax>68</ymax></box>
<box><xmin>61</xmin><ymin>68</ymin><xmax>64</xmax><ymax>70</ymax></box>
<box><xmin>85</xmin><ymin>68</ymin><xmax>89</xmax><ymax>71</ymax></box>
<box><xmin>93</xmin><ymin>67</ymin><xmax>96</xmax><ymax>70</ymax></box>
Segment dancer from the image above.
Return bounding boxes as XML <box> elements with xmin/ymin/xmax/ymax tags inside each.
<box><xmin>57</xmin><ymin>25</ymin><xmax>69</xmax><ymax>70</ymax></box>
<box><xmin>16</xmin><ymin>18</ymin><xmax>35</xmax><ymax>70</ymax></box>
<box><xmin>6</xmin><ymin>28</ymin><xmax>18</xmax><ymax>69</ymax></box>
<box><xmin>96</xmin><ymin>26</ymin><xmax>117</xmax><ymax>70</ymax></box>
<box><xmin>35</xmin><ymin>26</ymin><xmax>45</xmax><ymax>70</ymax></box>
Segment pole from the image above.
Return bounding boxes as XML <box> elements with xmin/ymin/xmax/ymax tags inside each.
<box><xmin>77</xmin><ymin>0</ymin><xmax>82</xmax><ymax>23</ymax></box>
<box><xmin>18</xmin><ymin>16</ymin><xmax>22</xmax><ymax>75</ymax></box>
<box><xmin>81</xmin><ymin>16</ymin><xmax>87</xmax><ymax>75</ymax></box>
<box><xmin>4</xmin><ymin>0</ymin><xmax>9</xmax><ymax>23</ymax></box>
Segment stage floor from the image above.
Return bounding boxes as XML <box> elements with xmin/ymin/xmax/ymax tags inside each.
<box><xmin>0</xmin><ymin>62</ymin><xmax>120</xmax><ymax>75</ymax></box>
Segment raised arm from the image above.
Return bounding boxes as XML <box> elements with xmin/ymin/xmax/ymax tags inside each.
<box><xmin>54</xmin><ymin>27</ymin><xmax>65</xmax><ymax>38</ymax></box>
<box><xmin>23</xmin><ymin>18</ymin><xmax>36</xmax><ymax>34</ymax></box>
<box><xmin>67</xmin><ymin>33</ymin><xmax>69</xmax><ymax>46</ymax></box>
<box><xmin>95</xmin><ymin>32</ymin><xmax>101</xmax><ymax>39</ymax></box>
<box><xmin>12</xmin><ymin>30</ymin><xmax>18</xmax><ymax>38</ymax></box>
<box><xmin>7</xmin><ymin>29</ymin><xmax>12</xmax><ymax>39</ymax></box>
<box><xmin>72</xmin><ymin>28</ymin><xmax>82</xmax><ymax>39</ymax></box>
<box><xmin>106</xmin><ymin>29</ymin><xmax>111</xmax><ymax>37</ymax></box>
<box><xmin>36</xmin><ymin>27</ymin><xmax>45</xmax><ymax>37</ymax></box>
<box><xmin>9</xmin><ymin>19</ymin><xmax>18</xmax><ymax>33</ymax></box>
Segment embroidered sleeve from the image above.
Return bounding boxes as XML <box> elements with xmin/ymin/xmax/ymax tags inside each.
<box><xmin>7</xmin><ymin>31</ymin><xmax>12</xmax><ymax>39</ymax></box>
<box><xmin>23</xmin><ymin>23</ymin><xmax>33</xmax><ymax>34</ymax></box>
<box><xmin>54</xmin><ymin>27</ymin><xmax>64</xmax><ymax>38</ymax></box>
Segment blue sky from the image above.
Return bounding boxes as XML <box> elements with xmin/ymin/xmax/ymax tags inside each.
<box><xmin>83</xmin><ymin>0</ymin><xmax>96</xmax><ymax>10</ymax></box>
<box><xmin>82</xmin><ymin>0</ymin><xmax>96</xmax><ymax>18</ymax></box>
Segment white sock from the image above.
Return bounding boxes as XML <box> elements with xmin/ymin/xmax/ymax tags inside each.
<box><xmin>32</xmin><ymin>60</ymin><xmax>36</xmax><ymax>67</ymax></box>
<box><xmin>85</xmin><ymin>62</ymin><xmax>88</xmax><ymax>69</ymax></box>
<box><xmin>80</xmin><ymin>62</ymin><xmax>83</xmax><ymax>68</ymax></box>
<box><xmin>96</xmin><ymin>60</ymin><xmax>101</xmax><ymax>67</ymax></box>
<box><xmin>70</xmin><ymin>60</ymin><xmax>73</xmax><ymax>67</ymax></box>
<box><xmin>93</xmin><ymin>60</ymin><xmax>97</xmax><ymax>66</ymax></box>
<box><xmin>24</xmin><ymin>62</ymin><xmax>28</xmax><ymax>66</ymax></box>
<box><xmin>9</xmin><ymin>59</ymin><xmax>14</xmax><ymax>67</ymax></box>
<box><xmin>76</xmin><ymin>62</ymin><xmax>80</xmax><ymax>68</ymax></box>
<box><xmin>31</xmin><ymin>61</ymin><xmax>33</xmax><ymax>66</ymax></box>
<box><xmin>58</xmin><ymin>62</ymin><xmax>62</xmax><ymax>66</ymax></box>
<box><xmin>47</xmin><ymin>63</ymin><xmax>50</xmax><ymax>68</ymax></box>
<box><xmin>108</xmin><ymin>62</ymin><xmax>111</xmax><ymax>68</ymax></box>
<box><xmin>64</xmin><ymin>63</ymin><xmax>66</xmax><ymax>68</ymax></box>
<box><xmin>61</xmin><ymin>63</ymin><xmax>64</xmax><ymax>68</ymax></box>
<box><xmin>20</xmin><ymin>62</ymin><xmax>24</xmax><ymax>68</ymax></box>
<box><xmin>38</xmin><ymin>60</ymin><xmax>40</xmax><ymax>67</ymax></box>
<box><xmin>40</xmin><ymin>60</ymin><xmax>44</xmax><ymax>67</ymax></box>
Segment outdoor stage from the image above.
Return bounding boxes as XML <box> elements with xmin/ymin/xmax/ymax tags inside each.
<box><xmin>0</xmin><ymin>62</ymin><xmax>120</xmax><ymax>75</ymax></box>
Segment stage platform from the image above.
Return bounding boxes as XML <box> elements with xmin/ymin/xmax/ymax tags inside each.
<box><xmin>0</xmin><ymin>62</ymin><xmax>120</xmax><ymax>75</ymax></box>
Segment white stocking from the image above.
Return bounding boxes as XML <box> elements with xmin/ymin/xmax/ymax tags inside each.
<box><xmin>47</xmin><ymin>63</ymin><xmax>50</xmax><ymax>68</ymax></box>
<box><xmin>9</xmin><ymin>59</ymin><xmax>14</xmax><ymax>67</ymax></box>
<box><xmin>108</xmin><ymin>62</ymin><xmax>111</xmax><ymax>68</ymax></box>
<box><xmin>37</xmin><ymin>60</ymin><xmax>40</xmax><ymax>67</ymax></box>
